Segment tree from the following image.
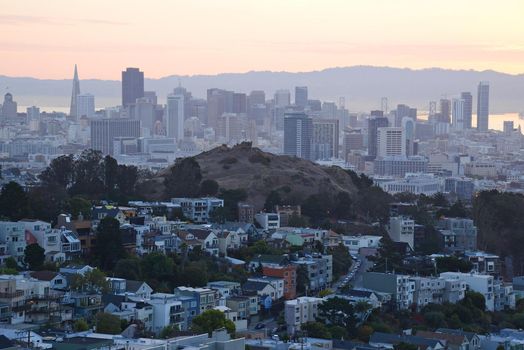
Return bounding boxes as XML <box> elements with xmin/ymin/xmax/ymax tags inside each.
<box><xmin>70</xmin><ymin>268</ymin><xmax>111</xmax><ymax>293</ymax></box>
<box><xmin>70</xmin><ymin>149</ymin><xmax>105</xmax><ymax>197</ymax></box>
<box><xmin>436</xmin><ymin>256</ymin><xmax>473</xmax><ymax>273</ymax></box>
<box><xmin>164</xmin><ymin>157</ymin><xmax>202</xmax><ymax>198</ymax></box>
<box><xmin>302</xmin><ymin>322</ymin><xmax>331</xmax><ymax>339</ymax></box>
<box><xmin>140</xmin><ymin>252</ymin><xmax>175</xmax><ymax>283</ymax></box>
<box><xmin>264</xmin><ymin>191</ymin><xmax>281</xmax><ymax>212</ymax></box>
<box><xmin>200</xmin><ymin>179</ymin><xmax>219</xmax><ymax>196</ymax></box>
<box><xmin>356</xmin><ymin>186</ymin><xmax>392</xmax><ymax>224</ymax></box>
<box><xmin>92</xmin><ymin>217</ymin><xmax>125</xmax><ymax>270</ymax></box>
<box><xmin>317</xmin><ymin>297</ymin><xmax>357</xmax><ymax>331</ymax></box>
<box><xmin>219</xmin><ymin>188</ymin><xmax>247</xmax><ymax>221</ymax></box>
<box><xmin>74</xmin><ymin>319</ymin><xmax>90</xmax><ymax>332</ymax></box>
<box><xmin>394</xmin><ymin>343</ymin><xmax>418</xmax><ymax>350</ymax></box>
<box><xmin>296</xmin><ymin>265</ymin><xmax>310</xmax><ymax>295</ymax></box>
<box><xmin>191</xmin><ymin>309</ymin><xmax>235</xmax><ymax>335</ymax></box>
<box><xmin>159</xmin><ymin>324</ymin><xmax>179</xmax><ymax>339</ymax></box>
<box><xmin>209</xmin><ymin>207</ymin><xmax>228</xmax><ymax>224</ymax></box>
<box><xmin>116</xmin><ymin>164</ymin><xmax>139</xmax><ymax>199</ymax></box>
<box><xmin>24</xmin><ymin>243</ymin><xmax>45</xmax><ymax>270</ymax></box>
<box><xmin>67</xmin><ymin>196</ymin><xmax>92</xmax><ymax>220</ymax></box>
<box><xmin>329</xmin><ymin>243</ymin><xmax>352</xmax><ymax>279</ymax></box>
<box><xmin>103</xmin><ymin>155</ymin><xmax>119</xmax><ymax>197</ymax></box>
<box><xmin>96</xmin><ymin>312</ymin><xmax>121</xmax><ymax>334</ymax></box>
<box><xmin>0</xmin><ymin>181</ymin><xmax>29</xmax><ymax>220</ymax></box>
<box><xmin>180</xmin><ymin>262</ymin><xmax>208</xmax><ymax>287</ymax></box>
<box><xmin>4</xmin><ymin>257</ymin><xmax>18</xmax><ymax>269</ymax></box>
<box><xmin>302</xmin><ymin>194</ymin><xmax>334</xmax><ymax>226</ymax></box>
<box><xmin>114</xmin><ymin>258</ymin><xmax>142</xmax><ymax>280</ymax></box>
<box><xmin>39</xmin><ymin>154</ymin><xmax>75</xmax><ymax>189</ymax></box>
<box><xmin>287</xmin><ymin>213</ymin><xmax>309</xmax><ymax>228</ymax></box>
<box><xmin>28</xmin><ymin>184</ymin><xmax>69</xmax><ymax>223</ymax></box>
<box><xmin>333</xmin><ymin>192</ymin><xmax>353</xmax><ymax>219</ymax></box>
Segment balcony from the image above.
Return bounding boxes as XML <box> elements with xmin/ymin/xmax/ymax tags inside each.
<box><xmin>0</xmin><ymin>291</ymin><xmax>24</xmax><ymax>299</ymax></box>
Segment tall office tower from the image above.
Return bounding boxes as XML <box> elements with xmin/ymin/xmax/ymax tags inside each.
<box><xmin>460</xmin><ymin>92</ymin><xmax>473</xmax><ymax>129</ymax></box>
<box><xmin>295</xmin><ymin>86</ymin><xmax>308</xmax><ymax>108</ymax></box>
<box><xmin>249</xmin><ymin>90</ymin><xmax>266</xmax><ymax>106</ymax></box>
<box><xmin>376</xmin><ymin>127</ymin><xmax>406</xmax><ymax>157</ymax></box>
<box><xmin>503</xmin><ymin>121</ymin><xmax>514</xmax><ymax>136</ymax></box>
<box><xmin>207</xmin><ymin>88</ymin><xmax>233</xmax><ymax>128</ymax></box>
<box><xmin>477</xmin><ymin>81</ymin><xmax>490</xmax><ymax>132</ymax></box>
<box><xmin>232</xmin><ymin>93</ymin><xmax>247</xmax><ymax>114</ymax></box>
<box><xmin>122</xmin><ymin>68</ymin><xmax>144</xmax><ymax>107</ymax></box>
<box><xmin>274</xmin><ymin>89</ymin><xmax>291</xmax><ymax>107</ymax></box>
<box><xmin>26</xmin><ymin>106</ymin><xmax>40</xmax><ymax>121</ymax></box>
<box><xmin>367</xmin><ymin>116</ymin><xmax>389</xmax><ymax>159</ymax></box>
<box><xmin>129</xmin><ymin>97</ymin><xmax>155</xmax><ymax>134</ymax></box>
<box><xmin>312</xmin><ymin>119</ymin><xmax>339</xmax><ymax>160</ymax></box>
<box><xmin>90</xmin><ymin>118</ymin><xmax>141</xmax><ymax>155</ymax></box>
<box><xmin>381</xmin><ymin>97</ymin><xmax>388</xmax><ymax>114</ymax></box>
<box><xmin>308</xmin><ymin>99</ymin><xmax>322</xmax><ymax>111</ymax></box>
<box><xmin>321</xmin><ymin>102</ymin><xmax>337</xmax><ymax>119</ymax></box>
<box><xmin>69</xmin><ymin>64</ymin><xmax>80</xmax><ymax>119</ymax></box>
<box><xmin>395</xmin><ymin>104</ymin><xmax>410</xmax><ymax>126</ymax></box>
<box><xmin>166</xmin><ymin>93</ymin><xmax>185</xmax><ymax>141</ymax></box>
<box><xmin>402</xmin><ymin>117</ymin><xmax>416</xmax><ymax>156</ymax></box>
<box><xmin>1</xmin><ymin>93</ymin><xmax>17</xmax><ymax>121</ymax></box>
<box><xmin>144</xmin><ymin>91</ymin><xmax>158</xmax><ymax>105</ymax></box>
<box><xmin>190</xmin><ymin>98</ymin><xmax>208</xmax><ymax>125</ymax></box>
<box><xmin>343</xmin><ymin>129</ymin><xmax>364</xmax><ymax>160</ymax></box>
<box><xmin>439</xmin><ymin>99</ymin><xmax>451</xmax><ymax>123</ymax></box>
<box><xmin>370</xmin><ymin>110</ymin><xmax>384</xmax><ymax>117</ymax></box>
<box><xmin>173</xmin><ymin>85</ymin><xmax>193</xmax><ymax>119</ymax></box>
<box><xmin>76</xmin><ymin>93</ymin><xmax>95</xmax><ymax>118</ymax></box>
<box><xmin>283</xmin><ymin>112</ymin><xmax>313</xmax><ymax>160</ymax></box>
<box><xmin>429</xmin><ymin>101</ymin><xmax>437</xmax><ymax>117</ymax></box>
<box><xmin>452</xmin><ymin>98</ymin><xmax>465</xmax><ymax>131</ymax></box>
<box><xmin>216</xmin><ymin>113</ymin><xmax>249</xmax><ymax>144</ymax></box>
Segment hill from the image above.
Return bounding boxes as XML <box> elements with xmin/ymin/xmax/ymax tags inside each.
<box><xmin>2</xmin><ymin>66</ymin><xmax>524</xmax><ymax>112</ymax></box>
<box><xmin>140</xmin><ymin>142</ymin><xmax>357</xmax><ymax>210</ymax></box>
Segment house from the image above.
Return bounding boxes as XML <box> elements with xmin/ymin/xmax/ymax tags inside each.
<box><xmin>0</xmin><ymin>221</ymin><xmax>26</xmax><ymax>264</ymax></box>
<box><xmin>178</xmin><ymin>229</ymin><xmax>219</xmax><ymax>256</ymax></box>
<box><xmin>369</xmin><ymin>332</ymin><xmax>445</xmax><ymax>350</ymax></box>
<box><xmin>248</xmin><ymin>254</ymin><xmax>290</xmax><ymax>271</ymax></box>
<box><xmin>291</xmin><ymin>254</ymin><xmax>333</xmax><ymax>292</ymax></box>
<box><xmin>242</xmin><ymin>280</ymin><xmax>277</xmax><ymax>302</ymax></box>
<box><xmin>102</xmin><ymin>294</ymin><xmax>154</xmax><ymax>331</ymax></box>
<box><xmin>275</xmin><ymin>205</ymin><xmax>301</xmax><ymax>227</ymax></box>
<box><xmin>56</xmin><ymin>213</ymin><xmax>94</xmax><ymax>254</ymax></box>
<box><xmin>339</xmin><ymin>289</ymin><xmax>381</xmax><ymax>309</ymax></box>
<box><xmin>216</xmin><ymin>229</ymin><xmax>248</xmax><ymax>256</ymax></box>
<box><xmin>255</xmin><ymin>213</ymin><xmax>280</xmax><ymax>230</ymax></box>
<box><xmin>148</xmin><ymin>293</ymin><xmax>185</xmax><ymax>333</ymax></box>
<box><xmin>29</xmin><ymin>270</ymin><xmax>68</xmax><ymax>290</ymax></box>
<box><xmin>125</xmin><ymin>280</ymin><xmax>153</xmax><ymax>300</ymax></box>
<box><xmin>59</xmin><ymin>264</ymin><xmax>94</xmax><ymax>275</ymax></box>
<box><xmin>171</xmin><ymin>197</ymin><xmax>224</xmax><ymax>223</ymax></box>
<box><xmin>237</xmin><ymin>202</ymin><xmax>255</xmax><ymax>223</ymax></box>
<box><xmin>436</xmin><ymin>329</ymin><xmax>481</xmax><ymax>350</ymax></box>
<box><xmin>248</xmin><ymin>277</ymin><xmax>285</xmax><ymax>300</ymax></box>
<box><xmin>284</xmin><ymin>296</ymin><xmax>323</xmax><ymax>335</ymax></box>
<box><xmin>214</xmin><ymin>305</ymin><xmax>248</xmax><ymax>331</ymax></box>
<box><xmin>91</xmin><ymin>205</ymin><xmax>128</xmax><ymax>225</ymax></box>
<box><xmin>207</xmin><ymin>281</ymin><xmax>241</xmax><ymax>301</ymax></box>
<box><xmin>262</xmin><ymin>264</ymin><xmax>297</xmax><ymax>300</ymax></box>
<box><xmin>226</xmin><ymin>295</ymin><xmax>259</xmax><ymax>319</ymax></box>
<box><xmin>341</xmin><ymin>235</ymin><xmax>382</xmax><ymax>253</ymax></box>
<box><xmin>175</xmin><ymin>286</ymin><xmax>217</xmax><ymax>314</ymax></box>
<box><xmin>416</xmin><ymin>330</ymin><xmax>470</xmax><ymax>350</ymax></box>
<box><xmin>363</xmin><ymin>272</ymin><xmax>415</xmax><ymax>310</ymax></box>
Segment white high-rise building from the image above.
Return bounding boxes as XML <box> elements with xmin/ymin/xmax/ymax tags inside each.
<box><xmin>477</xmin><ymin>81</ymin><xmax>490</xmax><ymax>132</ymax></box>
<box><xmin>452</xmin><ymin>98</ymin><xmax>465</xmax><ymax>131</ymax></box>
<box><xmin>166</xmin><ymin>93</ymin><xmax>185</xmax><ymax>141</ymax></box>
<box><xmin>274</xmin><ymin>89</ymin><xmax>291</xmax><ymax>107</ymax></box>
<box><xmin>377</xmin><ymin>127</ymin><xmax>405</xmax><ymax>157</ymax></box>
<box><xmin>76</xmin><ymin>93</ymin><xmax>95</xmax><ymax>118</ymax></box>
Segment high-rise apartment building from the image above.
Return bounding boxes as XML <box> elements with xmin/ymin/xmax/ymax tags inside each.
<box><xmin>76</xmin><ymin>93</ymin><xmax>95</xmax><ymax>118</ymax></box>
<box><xmin>295</xmin><ymin>86</ymin><xmax>308</xmax><ymax>108</ymax></box>
<box><xmin>1</xmin><ymin>93</ymin><xmax>17</xmax><ymax>121</ymax></box>
<box><xmin>439</xmin><ymin>99</ymin><xmax>451</xmax><ymax>123</ymax></box>
<box><xmin>122</xmin><ymin>68</ymin><xmax>144</xmax><ymax>107</ymax></box>
<box><xmin>312</xmin><ymin>119</ymin><xmax>339</xmax><ymax>160</ymax></box>
<box><xmin>207</xmin><ymin>88</ymin><xmax>234</xmax><ymax>128</ymax></box>
<box><xmin>367</xmin><ymin>116</ymin><xmax>389</xmax><ymax>159</ymax></box>
<box><xmin>452</xmin><ymin>98</ymin><xmax>465</xmax><ymax>131</ymax></box>
<box><xmin>166</xmin><ymin>93</ymin><xmax>185</xmax><ymax>141</ymax></box>
<box><xmin>477</xmin><ymin>82</ymin><xmax>490</xmax><ymax>132</ymax></box>
<box><xmin>377</xmin><ymin>127</ymin><xmax>405</xmax><ymax>157</ymax></box>
<box><xmin>460</xmin><ymin>92</ymin><xmax>473</xmax><ymax>129</ymax></box>
<box><xmin>90</xmin><ymin>119</ymin><xmax>141</xmax><ymax>155</ymax></box>
<box><xmin>283</xmin><ymin>112</ymin><xmax>313</xmax><ymax>160</ymax></box>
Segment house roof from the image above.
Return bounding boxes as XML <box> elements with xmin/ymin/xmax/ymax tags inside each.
<box><xmin>187</xmin><ymin>229</ymin><xmax>214</xmax><ymax>240</ymax></box>
<box><xmin>251</xmin><ymin>254</ymin><xmax>289</xmax><ymax>266</ymax></box>
<box><xmin>416</xmin><ymin>331</ymin><xmax>466</xmax><ymax>346</ymax></box>
<box><xmin>126</xmin><ymin>280</ymin><xmax>150</xmax><ymax>293</ymax></box>
<box><xmin>370</xmin><ymin>332</ymin><xmax>443</xmax><ymax>349</ymax></box>
<box><xmin>344</xmin><ymin>289</ymin><xmax>376</xmax><ymax>298</ymax></box>
<box><xmin>29</xmin><ymin>270</ymin><xmax>60</xmax><ymax>282</ymax></box>
<box><xmin>242</xmin><ymin>280</ymin><xmax>274</xmax><ymax>292</ymax></box>
<box><xmin>435</xmin><ymin>329</ymin><xmax>478</xmax><ymax>342</ymax></box>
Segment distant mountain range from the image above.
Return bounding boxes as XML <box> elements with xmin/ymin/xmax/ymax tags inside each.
<box><xmin>1</xmin><ymin>66</ymin><xmax>523</xmax><ymax>113</ymax></box>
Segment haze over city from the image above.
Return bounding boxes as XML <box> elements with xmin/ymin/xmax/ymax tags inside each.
<box><xmin>2</xmin><ymin>2</ymin><xmax>524</xmax><ymax>349</ymax></box>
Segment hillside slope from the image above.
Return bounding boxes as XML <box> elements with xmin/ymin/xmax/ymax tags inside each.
<box><xmin>142</xmin><ymin>143</ymin><xmax>357</xmax><ymax>210</ymax></box>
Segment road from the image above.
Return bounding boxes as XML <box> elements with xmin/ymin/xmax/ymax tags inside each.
<box><xmin>334</xmin><ymin>253</ymin><xmax>373</xmax><ymax>291</ymax></box>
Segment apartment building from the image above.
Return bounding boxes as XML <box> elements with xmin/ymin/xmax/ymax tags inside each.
<box><xmin>284</xmin><ymin>296</ymin><xmax>323</xmax><ymax>334</ymax></box>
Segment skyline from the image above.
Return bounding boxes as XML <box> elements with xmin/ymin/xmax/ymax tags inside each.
<box><xmin>1</xmin><ymin>0</ymin><xmax>524</xmax><ymax>79</ymax></box>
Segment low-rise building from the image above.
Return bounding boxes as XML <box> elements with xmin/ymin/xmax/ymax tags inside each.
<box><xmin>284</xmin><ymin>296</ymin><xmax>323</xmax><ymax>335</ymax></box>
<box><xmin>387</xmin><ymin>217</ymin><xmax>414</xmax><ymax>250</ymax></box>
<box><xmin>255</xmin><ymin>213</ymin><xmax>280</xmax><ymax>230</ymax></box>
<box><xmin>341</xmin><ymin>235</ymin><xmax>382</xmax><ymax>253</ymax></box>
<box><xmin>172</xmin><ymin>197</ymin><xmax>224</xmax><ymax>223</ymax></box>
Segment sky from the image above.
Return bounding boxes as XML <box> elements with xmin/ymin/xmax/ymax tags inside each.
<box><xmin>1</xmin><ymin>0</ymin><xmax>524</xmax><ymax>80</ymax></box>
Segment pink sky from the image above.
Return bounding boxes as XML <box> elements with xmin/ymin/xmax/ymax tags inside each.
<box><xmin>1</xmin><ymin>0</ymin><xmax>524</xmax><ymax>79</ymax></box>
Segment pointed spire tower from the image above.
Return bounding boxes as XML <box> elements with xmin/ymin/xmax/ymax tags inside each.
<box><xmin>69</xmin><ymin>64</ymin><xmax>80</xmax><ymax>119</ymax></box>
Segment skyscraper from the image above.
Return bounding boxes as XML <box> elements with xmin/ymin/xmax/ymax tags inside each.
<box><xmin>122</xmin><ymin>68</ymin><xmax>144</xmax><ymax>107</ymax></box>
<box><xmin>460</xmin><ymin>92</ymin><xmax>473</xmax><ymax>129</ymax></box>
<box><xmin>207</xmin><ymin>88</ymin><xmax>233</xmax><ymax>128</ymax></box>
<box><xmin>26</xmin><ymin>106</ymin><xmax>40</xmax><ymax>121</ymax></box>
<box><xmin>90</xmin><ymin>118</ymin><xmax>141</xmax><ymax>155</ymax></box>
<box><xmin>274</xmin><ymin>90</ymin><xmax>291</xmax><ymax>107</ymax></box>
<box><xmin>312</xmin><ymin>119</ymin><xmax>339</xmax><ymax>160</ymax></box>
<box><xmin>76</xmin><ymin>93</ymin><xmax>95</xmax><ymax>118</ymax></box>
<box><xmin>1</xmin><ymin>93</ymin><xmax>17</xmax><ymax>121</ymax></box>
<box><xmin>283</xmin><ymin>112</ymin><xmax>313</xmax><ymax>160</ymax></box>
<box><xmin>166</xmin><ymin>93</ymin><xmax>185</xmax><ymax>141</ymax></box>
<box><xmin>295</xmin><ymin>86</ymin><xmax>308</xmax><ymax>108</ymax></box>
<box><xmin>439</xmin><ymin>99</ymin><xmax>451</xmax><ymax>123</ymax></box>
<box><xmin>69</xmin><ymin>64</ymin><xmax>80</xmax><ymax>119</ymax></box>
<box><xmin>477</xmin><ymin>82</ymin><xmax>490</xmax><ymax>132</ymax></box>
<box><xmin>452</xmin><ymin>98</ymin><xmax>465</xmax><ymax>131</ymax></box>
<box><xmin>367</xmin><ymin>116</ymin><xmax>389</xmax><ymax>159</ymax></box>
<box><xmin>376</xmin><ymin>127</ymin><xmax>405</xmax><ymax>157</ymax></box>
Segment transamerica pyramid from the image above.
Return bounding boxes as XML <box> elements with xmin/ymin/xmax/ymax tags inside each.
<box><xmin>69</xmin><ymin>64</ymin><xmax>80</xmax><ymax>119</ymax></box>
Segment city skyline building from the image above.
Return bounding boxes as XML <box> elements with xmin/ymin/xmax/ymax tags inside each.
<box><xmin>461</xmin><ymin>92</ymin><xmax>473</xmax><ymax>129</ymax></box>
<box><xmin>69</xmin><ymin>64</ymin><xmax>80</xmax><ymax>119</ymax></box>
<box><xmin>166</xmin><ymin>93</ymin><xmax>185</xmax><ymax>142</ymax></box>
<box><xmin>477</xmin><ymin>81</ymin><xmax>490</xmax><ymax>132</ymax></box>
<box><xmin>283</xmin><ymin>112</ymin><xmax>313</xmax><ymax>160</ymax></box>
<box><xmin>122</xmin><ymin>67</ymin><xmax>145</xmax><ymax>107</ymax></box>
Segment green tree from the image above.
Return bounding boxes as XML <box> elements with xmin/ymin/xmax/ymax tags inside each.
<box><xmin>92</xmin><ymin>217</ymin><xmax>125</xmax><ymax>270</ymax></box>
<box><xmin>4</xmin><ymin>256</ymin><xmax>18</xmax><ymax>269</ymax></box>
<box><xmin>317</xmin><ymin>297</ymin><xmax>357</xmax><ymax>331</ymax></box>
<box><xmin>159</xmin><ymin>324</ymin><xmax>179</xmax><ymax>339</ymax></box>
<box><xmin>140</xmin><ymin>252</ymin><xmax>175</xmax><ymax>282</ymax></box>
<box><xmin>116</xmin><ymin>164</ymin><xmax>139</xmax><ymax>199</ymax></box>
<box><xmin>39</xmin><ymin>154</ymin><xmax>75</xmax><ymax>189</ymax></box>
<box><xmin>329</xmin><ymin>243</ymin><xmax>352</xmax><ymax>279</ymax></box>
<box><xmin>302</xmin><ymin>322</ymin><xmax>331</xmax><ymax>339</ymax></box>
<box><xmin>96</xmin><ymin>312</ymin><xmax>121</xmax><ymax>334</ymax></box>
<box><xmin>0</xmin><ymin>181</ymin><xmax>29</xmax><ymax>220</ymax></box>
<box><xmin>219</xmin><ymin>188</ymin><xmax>247</xmax><ymax>221</ymax></box>
<box><xmin>180</xmin><ymin>262</ymin><xmax>208</xmax><ymax>287</ymax></box>
<box><xmin>200</xmin><ymin>179</ymin><xmax>219</xmax><ymax>196</ymax></box>
<box><xmin>24</xmin><ymin>243</ymin><xmax>45</xmax><ymax>270</ymax></box>
<box><xmin>28</xmin><ymin>184</ymin><xmax>69</xmax><ymax>223</ymax></box>
<box><xmin>302</xmin><ymin>194</ymin><xmax>333</xmax><ymax>226</ymax></box>
<box><xmin>70</xmin><ymin>149</ymin><xmax>105</xmax><ymax>197</ymax></box>
<box><xmin>264</xmin><ymin>191</ymin><xmax>281</xmax><ymax>212</ymax></box>
<box><xmin>114</xmin><ymin>258</ymin><xmax>142</xmax><ymax>280</ymax></box>
<box><xmin>191</xmin><ymin>309</ymin><xmax>235</xmax><ymax>335</ymax></box>
<box><xmin>164</xmin><ymin>157</ymin><xmax>202</xmax><ymax>198</ymax></box>
<box><xmin>74</xmin><ymin>319</ymin><xmax>90</xmax><ymax>332</ymax></box>
<box><xmin>436</xmin><ymin>256</ymin><xmax>473</xmax><ymax>273</ymax></box>
<box><xmin>356</xmin><ymin>186</ymin><xmax>392</xmax><ymax>224</ymax></box>
<box><xmin>67</xmin><ymin>196</ymin><xmax>92</xmax><ymax>219</ymax></box>
<box><xmin>70</xmin><ymin>268</ymin><xmax>111</xmax><ymax>293</ymax></box>
<box><xmin>209</xmin><ymin>207</ymin><xmax>228</xmax><ymax>224</ymax></box>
